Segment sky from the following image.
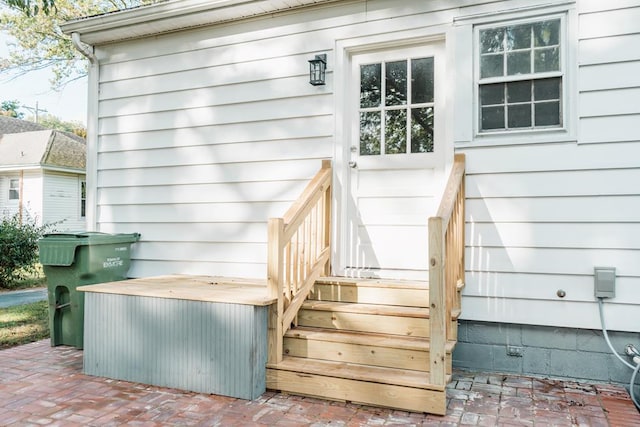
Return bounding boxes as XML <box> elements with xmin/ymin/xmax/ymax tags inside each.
<box><xmin>0</xmin><ymin>32</ymin><xmax>88</xmax><ymax>125</ymax></box>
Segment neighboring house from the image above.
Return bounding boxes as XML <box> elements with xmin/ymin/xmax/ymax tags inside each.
<box><xmin>62</xmin><ymin>0</ymin><xmax>639</xmax><ymax>388</ymax></box>
<box><xmin>0</xmin><ymin>116</ymin><xmax>87</xmax><ymax>231</ymax></box>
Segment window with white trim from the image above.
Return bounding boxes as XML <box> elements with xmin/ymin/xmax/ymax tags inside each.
<box><xmin>80</xmin><ymin>180</ymin><xmax>86</xmax><ymax>218</ymax></box>
<box><xmin>9</xmin><ymin>178</ymin><xmax>19</xmax><ymax>200</ymax></box>
<box><xmin>477</xmin><ymin>17</ymin><xmax>563</xmax><ymax>132</ymax></box>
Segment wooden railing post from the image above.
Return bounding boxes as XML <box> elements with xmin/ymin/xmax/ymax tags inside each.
<box><xmin>322</xmin><ymin>162</ymin><xmax>332</xmax><ymax>277</ymax></box>
<box><xmin>267</xmin><ymin>217</ymin><xmax>284</xmax><ymax>364</ymax></box>
<box><xmin>429</xmin><ymin>216</ymin><xmax>446</xmax><ymax>386</ymax></box>
<box><xmin>428</xmin><ymin>153</ymin><xmax>465</xmax><ymax>385</ymax></box>
<box><xmin>267</xmin><ymin>161</ymin><xmax>332</xmax><ymax>366</ymax></box>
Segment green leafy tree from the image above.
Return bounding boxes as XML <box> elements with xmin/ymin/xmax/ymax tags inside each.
<box><xmin>0</xmin><ymin>99</ymin><xmax>24</xmax><ymax>118</ymax></box>
<box><xmin>1</xmin><ymin>0</ymin><xmax>56</xmax><ymax>16</ymax></box>
<box><xmin>0</xmin><ymin>214</ymin><xmax>50</xmax><ymax>288</ymax></box>
<box><xmin>0</xmin><ymin>1</ymin><xmax>156</xmax><ymax>89</ymax></box>
<box><xmin>36</xmin><ymin>113</ymin><xmax>86</xmax><ymax>138</ymax></box>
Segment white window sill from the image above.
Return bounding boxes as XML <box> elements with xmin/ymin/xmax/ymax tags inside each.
<box><xmin>455</xmin><ymin>128</ymin><xmax>577</xmax><ymax>148</ymax></box>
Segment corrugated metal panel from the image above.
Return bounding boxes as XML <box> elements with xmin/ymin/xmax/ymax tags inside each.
<box><xmin>83</xmin><ymin>292</ymin><xmax>267</xmax><ymax>399</ymax></box>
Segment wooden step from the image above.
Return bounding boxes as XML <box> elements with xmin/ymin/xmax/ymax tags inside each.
<box><xmin>267</xmin><ymin>357</ymin><xmax>448</xmax><ymax>414</ymax></box>
<box><xmin>298</xmin><ymin>301</ymin><xmax>430</xmax><ymax>337</ymax></box>
<box><xmin>311</xmin><ymin>277</ymin><xmax>429</xmax><ymax>307</ymax></box>
<box><xmin>283</xmin><ymin>327</ymin><xmax>455</xmax><ymax>373</ymax></box>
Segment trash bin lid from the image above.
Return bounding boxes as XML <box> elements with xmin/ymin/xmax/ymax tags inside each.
<box><xmin>38</xmin><ymin>232</ymin><xmax>141</xmax><ymax>266</ymax></box>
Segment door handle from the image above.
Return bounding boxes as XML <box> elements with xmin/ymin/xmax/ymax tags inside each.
<box><xmin>349</xmin><ymin>161</ymin><xmax>357</xmax><ymax>169</ymax></box>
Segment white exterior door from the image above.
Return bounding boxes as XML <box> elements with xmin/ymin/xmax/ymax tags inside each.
<box><xmin>339</xmin><ymin>43</ymin><xmax>446</xmax><ymax>280</ymax></box>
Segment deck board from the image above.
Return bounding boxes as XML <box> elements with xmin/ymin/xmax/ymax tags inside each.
<box><xmin>78</xmin><ymin>275</ymin><xmax>274</xmax><ymax>306</ymax></box>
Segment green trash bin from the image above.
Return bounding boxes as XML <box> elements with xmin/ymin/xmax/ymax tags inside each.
<box><xmin>38</xmin><ymin>232</ymin><xmax>141</xmax><ymax>349</ymax></box>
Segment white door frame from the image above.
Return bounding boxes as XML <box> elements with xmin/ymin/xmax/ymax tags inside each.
<box><xmin>332</xmin><ymin>28</ymin><xmax>454</xmax><ymax>277</ymax></box>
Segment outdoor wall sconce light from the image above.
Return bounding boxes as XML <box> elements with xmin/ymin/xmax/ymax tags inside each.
<box><xmin>308</xmin><ymin>54</ymin><xmax>327</xmax><ymax>86</ymax></box>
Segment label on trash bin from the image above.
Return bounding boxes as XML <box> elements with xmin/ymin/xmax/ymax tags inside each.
<box><xmin>103</xmin><ymin>257</ymin><xmax>124</xmax><ymax>268</ymax></box>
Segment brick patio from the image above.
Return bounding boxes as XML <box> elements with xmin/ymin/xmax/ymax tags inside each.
<box><xmin>0</xmin><ymin>340</ymin><xmax>638</xmax><ymax>426</ymax></box>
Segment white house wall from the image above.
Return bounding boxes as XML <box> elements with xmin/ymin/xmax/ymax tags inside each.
<box><xmin>460</xmin><ymin>0</ymin><xmax>640</xmax><ymax>332</ymax></box>
<box><xmin>0</xmin><ymin>171</ymin><xmax>44</xmax><ymax>224</ymax></box>
<box><xmin>93</xmin><ymin>0</ymin><xmax>493</xmax><ymax>279</ymax></box>
<box><xmin>0</xmin><ymin>175</ymin><xmax>13</xmax><ymax>217</ymax></box>
<box><xmin>42</xmin><ymin>171</ymin><xmax>86</xmax><ymax>232</ymax></box>
<box><xmin>90</xmin><ymin>0</ymin><xmax>640</xmax><ymax>332</ymax></box>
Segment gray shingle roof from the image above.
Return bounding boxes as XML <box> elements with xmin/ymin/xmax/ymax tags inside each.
<box><xmin>0</xmin><ymin>129</ymin><xmax>86</xmax><ymax>171</ymax></box>
<box><xmin>0</xmin><ymin>116</ymin><xmax>47</xmax><ymax>134</ymax></box>
<box><xmin>0</xmin><ymin>116</ymin><xmax>87</xmax><ymax>145</ymax></box>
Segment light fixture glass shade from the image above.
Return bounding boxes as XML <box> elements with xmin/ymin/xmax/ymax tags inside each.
<box><xmin>309</xmin><ymin>54</ymin><xmax>327</xmax><ymax>86</ymax></box>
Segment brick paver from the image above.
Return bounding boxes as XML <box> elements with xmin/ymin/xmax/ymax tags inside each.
<box><xmin>1</xmin><ymin>340</ymin><xmax>638</xmax><ymax>426</ymax></box>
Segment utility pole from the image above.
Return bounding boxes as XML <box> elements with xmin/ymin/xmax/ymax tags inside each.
<box><xmin>22</xmin><ymin>101</ymin><xmax>48</xmax><ymax>123</ymax></box>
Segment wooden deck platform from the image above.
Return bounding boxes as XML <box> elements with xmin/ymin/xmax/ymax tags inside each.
<box><xmin>78</xmin><ymin>274</ymin><xmax>275</xmax><ymax>306</ymax></box>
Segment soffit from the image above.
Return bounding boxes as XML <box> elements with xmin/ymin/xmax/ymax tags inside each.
<box><xmin>61</xmin><ymin>0</ymin><xmax>344</xmax><ymax>45</ymax></box>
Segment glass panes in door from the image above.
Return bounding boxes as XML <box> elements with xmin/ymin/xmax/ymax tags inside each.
<box><xmin>359</xmin><ymin>57</ymin><xmax>434</xmax><ymax>156</ymax></box>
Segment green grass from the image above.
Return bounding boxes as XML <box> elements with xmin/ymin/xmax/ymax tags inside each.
<box><xmin>0</xmin><ymin>300</ymin><xmax>50</xmax><ymax>349</ymax></box>
<box><xmin>0</xmin><ymin>264</ymin><xmax>47</xmax><ymax>291</ymax></box>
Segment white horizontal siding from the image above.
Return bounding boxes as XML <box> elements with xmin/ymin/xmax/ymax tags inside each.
<box><xmin>93</xmin><ymin>0</ymin><xmax>488</xmax><ymax>279</ymax></box>
<box><xmin>99</xmin><ymin>60</ymin><xmax>315</xmax><ymax>105</ymax></box>
<box><xmin>467</xmin><ymin>247</ymin><xmax>640</xmax><ymax>277</ymax></box>
<box><xmin>461</xmin><ymin>298</ymin><xmax>638</xmax><ymax>331</ymax></box>
<box><xmin>467</xmin><ymin>196</ymin><xmax>640</xmax><ymax>223</ymax></box>
<box><xmin>91</xmin><ymin>0</ymin><xmax>640</xmax><ymax>331</ymax></box>
<box><xmin>98</xmin><ymin>139</ymin><xmax>331</xmax><ymax>169</ymax></box>
<box><xmin>42</xmin><ymin>172</ymin><xmax>85</xmax><ymax>231</ymax></box>
<box><xmin>578</xmin><ymin>4</ymin><xmax>640</xmax><ymax>144</ymax></box>
<box><xmin>579</xmin><ymin>33</ymin><xmax>640</xmax><ymax>65</ymax></box>
<box><xmin>580</xmin><ymin>88</ymin><xmax>640</xmax><ymax>118</ymax></box>
<box><xmin>97</xmin><ymin>202</ymin><xmax>291</xmax><ymax>223</ymax></box>
<box><xmin>98</xmin><ymin>158</ymin><xmax>321</xmax><ymax>187</ymax></box>
<box><xmin>95</xmin><ymin>0</ymin><xmax>501</xmax><ymax>71</ymax></box>
<box><xmin>12</xmin><ymin>171</ymin><xmax>43</xmax><ymax>226</ymax></box>
<box><xmin>131</xmin><ymin>242</ymin><xmax>266</xmax><ymax>264</ymax></box>
<box><xmin>579</xmin><ymin>116</ymin><xmax>640</xmax><ymax>144</ymax></box>
<box><xmin>578</xmin><ymin>5</ymin><xmax>640</xmax><ymax>39</ymax></box>
<box><xmin>98</xmin><ymin>117</ymin><xmax>333</xmax><ymax>152</ymax></box>
<box><xmin>97</xmin><ymin>180</ymin><xmax>309</xmax><ymax>205</ymax></box>
<box><xmin>460</xmin><ymin>0</ymin><xmax>640</xmax><ymax>332</ymax></box>
<box><xmin>464</xmin><ymin>141</ymin><xmax>640</xmax><ymax>174</ymax></box>
<box><xmin>468</xmin><ymin>222</ymin><xmax>640</xmax><ymax>250</ymax></box>
<box><xmin>578</xmin><ymin>0</ymin><xmax>640</xmax><ymax>14</ymax></box>
<box><xmin>463</xmin><ymin>273</ymin><xmax>640</xmax><ymax>305</ymax></box>
<box><xmin>0</xmin><ymin>174</ymin><xmax>34</xmax><ymax>222</ymax></box>
<box><xmin>125</xmin><ymin>259</ymin><xmax>266</xmax><ymax>280</ymax></box>
<box><xmin>579</xmin><ymin>62</ymin><xmax>640</xmax><ymax>92</ymax></box>
<box><xmin>467</xmin><ymin>168</ymin><xmax>640</xmax><ymax>198</ymax></box>
<box><xmin>98</xmin><ymin>95</ymin><xmax>333</xmax><ymax>135</ymax></box>
<box><xmin>97</xmin><ymin>222</ymin><xmax>267</xmax><ymax>243</ymax></box>
<box><xmin>0</xmin><ymin>175</ymin><xmax>14</xmax><ymax>218</ymax></box>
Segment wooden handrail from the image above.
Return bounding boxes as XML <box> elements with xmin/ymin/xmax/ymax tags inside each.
<box><xmin>267</xmin><ymin>160</ymin><xmax>332</xmax><ymax>364</ymax></box>
<box><xmin>428</xmin><ymin>153</ymin><xmax>465</xmax><ymax>386</ymax></box>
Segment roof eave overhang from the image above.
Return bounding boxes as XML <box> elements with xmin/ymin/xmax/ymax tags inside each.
<box><xmin>0</xmin><ymin>164</ymin><xmax>42</xmax><ymax>172</ymax></box>
<box><xmin>0</xmin><ymin>165</ymin><xmax>84</xmax><ymax>173</ymax></box>
<box><xmin>61</xmin><ymin>0</ymin><xmax>343</xmax><ymax>45</ymax></box>
<box><xmin>42</xmin><ymin>165</ymin><xmax>86</xmax><ymax>174</ymax></box>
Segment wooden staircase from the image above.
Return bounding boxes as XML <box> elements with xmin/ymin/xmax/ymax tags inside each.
<box><xmin>266</xmin><ymin>154</ymin><xmax>466</xmax><ymax>415</ymax></box>
<box><xmin>266</xmin><ymin>277</ymin><xmax>460</xmax><ymax>414</ymax></box>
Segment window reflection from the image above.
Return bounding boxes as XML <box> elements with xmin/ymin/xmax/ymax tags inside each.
<box><xmin>359</xmin><ymin>56</ymin><xmax>435</xmax><ymax>155</ymax></box>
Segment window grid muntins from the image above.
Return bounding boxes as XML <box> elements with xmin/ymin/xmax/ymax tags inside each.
<box><xmin>9</xmin><ymin>178</ymin><xmax>19</xmax><ymax>200</ymax></box>
<box><xmin>479</xmin><ymin>18</ymin><xmax>562</xmax><ymax>132</ymax></box>
<box><xmin>359</xmin><ymin>57</ymin><xmax>435</xmax><ymax>155</ymax></box>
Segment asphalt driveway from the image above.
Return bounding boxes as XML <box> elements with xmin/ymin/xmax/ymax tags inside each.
<box><xmin>0</xmin><ymin>287</ymin><xmax>47</xmax><ymax>308</ymax></box>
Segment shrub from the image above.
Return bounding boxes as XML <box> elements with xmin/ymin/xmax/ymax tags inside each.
<box><xmin>0</xmin><ymin>215</ymin><xmax>49</xmax><ymax>288</ymax></box>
